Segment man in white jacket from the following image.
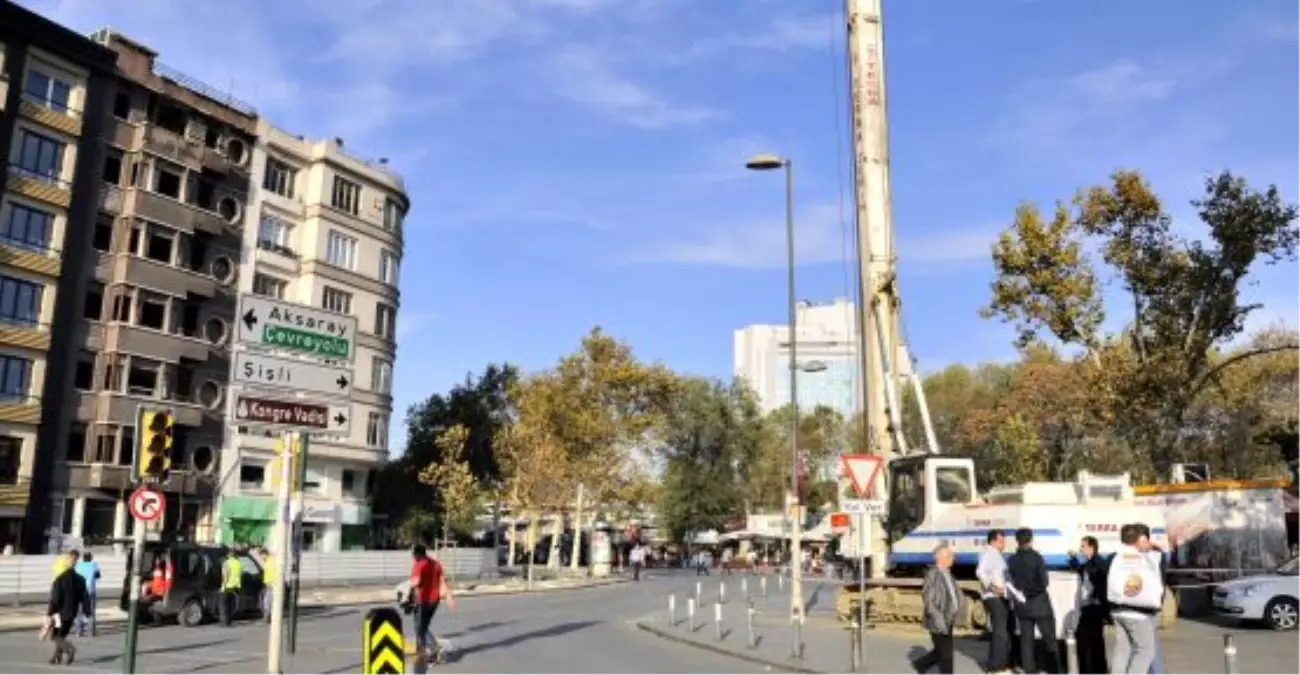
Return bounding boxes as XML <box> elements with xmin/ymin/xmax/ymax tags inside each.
<box><xmin>1107</xmin><ymin>523</ymin><xmax>1164</xmax><ymax>674</ymax></box>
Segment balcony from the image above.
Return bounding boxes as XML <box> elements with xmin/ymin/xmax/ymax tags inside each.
<box><xmin>18</xmin><ymin>95</ymin><xmax>83</xmax><ymax>137</ymax></box>
<box><xmin>100</xmin><ymin>322</ymin><xmax>213</xmax><ymax>362</ymax></box>
<box><xmin>0</xmin><ymin>479</ymin><xmax>30</xmax><ymax>509</ymax></box>
<box><xmin>254</xmin><ymin>239</ymin><xmax>300</xmax><ymax>273</ymax></box>
<box><xmin>102</xmin><ymin>253</ymin><xmax>219</xmax><ymax>298</ymax></box>
<box><xmin>105</xmin><ymin>116</ymin><xmax>142</xmax><ymax>148</ymax></box>
<box><xmin>0</xmin><ymin>236</ymin><xmax>61</xmax><ymax>277</ymax></box>
<box><xmin>201</xmin><ymin>140</ymin><xmax>252</xmax><ymax>178</ymax></box>
<box><xmin>0</xmin><ymin>394</ymin><xmax>42</xmax><ymax>425</ymax></box>
<box><xmin>57</xmin><ymin>464</ymin><xmax>218</xmax><ymax>496</ymax></box>
<box><xmin>99</xmin><ymin>183</ymin><xmax>123</xmax><ymax>215</ymax></box>
<box><xmin>6</xmin><ymin>165</ymin><xmax>71</xmax><ymax>209</ymax></box>
<box><xmin>144</xmin><ymin>125</ymin><xmax>204</xmax><ymax>168</ymax></box>
<box><xmin>76</xmin><ymin>390</ymin><xmax>206</xmax><ymax>427</ymax></box>
<box><xmin>122</xmin><ymin>188</ymin><xmax>232</xmax><ymax>236</ymax></box>
<box><xmin>0</xmin><ymin>318</ymin><xmax>51</xmax><ymax>352</ymax></box>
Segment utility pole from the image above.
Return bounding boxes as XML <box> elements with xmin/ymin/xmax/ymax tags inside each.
<box><xmin>286</xmin><ymin>433</ymin><xmax>309</xmax><ymax>653</ymax></box>
<box><xmin>845</xmin><ymin>0</ymin><xmax>902</xmax><ymax>579</ymax></box>
<box><xmin>267</xmin><ymin>432</ymin><xmax>294</xmax><ymax>674</ymax></box>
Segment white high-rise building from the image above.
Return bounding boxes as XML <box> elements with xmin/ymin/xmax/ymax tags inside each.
<box><xmin>733</xmin><ymin>299</ymin><xmax>860</xmax><ymax>418</ymax></box>
<box><xmin>218</xmin><ymin>123</ymin><xmax>408</xmax><ymax>552</ymax></box>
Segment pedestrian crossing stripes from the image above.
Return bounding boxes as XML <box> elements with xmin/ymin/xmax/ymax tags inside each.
<box><xmin>363</xmin><ymin>607</ymin><xmax>405</xmax><ymax>674</ymax></box>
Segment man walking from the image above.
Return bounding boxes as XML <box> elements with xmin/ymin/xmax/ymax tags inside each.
<box><xmin>410</xmin><ymin>545</ymin><xmax>454</xmax><ymax>660</ymax></box>
<box><xmin>73</xmin><ymin>552</ymin><xmax>100</xmax><ymax>637</ymax></box>
<box><xmin>219</xmin><ymin>549</ymin><xmax>243</xmax><ymax>627</ymax></box>
<box><xmin>631</xmin><ymin>543</ymin><xmax>645</xmax><ymax>582</ymax></box>
<box><xmin>912</xmin><ymin>544</ymin><xmax>963</xmax><ymax>674</ymax></box>
<box><xmin>977</xmin><ymin>530</ymin><xmax>1017</xmax><ymax>674</ymax></box>
<box><xmin>1107</xmin><ymin>524</ymin><xmax>1163</xmax><ymax>674</ymax></box>
<box><xmin>1008</xmin><ymin>528</ymin><xmax>1060</xmax><ymax>674</ymax></box>
<box><xmin>47</xmin><ymin>552</ymin><xmax>87</xmax><ymax>665</ymax></box>
<box><xmin>1067</xmin><ymin>537</ymin><xmax>1109</xmax><ymax>674</ymax></box>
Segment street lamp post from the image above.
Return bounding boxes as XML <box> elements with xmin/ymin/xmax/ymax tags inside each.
<box><xmin>745</xmin><ymin>153</ymin><xmax>805</xmax><ymax>627</ymax></box>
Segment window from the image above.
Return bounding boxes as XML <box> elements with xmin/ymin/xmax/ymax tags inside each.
<box><xmin>263</xmin><ymin>158</ymin><xmax>297</xmax><ymax>198</ymax></box>
<box><xmin>155</xmin><ymin>104</ymin><xmax>186</xmax><ymax>135</ymax></box>
<box><xmin>137</xmin><ymin>291</ymin><xmax>167</xmax><ymax>330</ymax></box>
<box><xmin>935</xmin><ymin>466</ymin><xmax>973</xmax><ymax>504</ymax></box>
<box><xmin>239</xmin><ymin>462</ymin><xmax>266</xmax><ymax>491</ymax></box>
<box><xmin>322</xmin><ymin>287</ymin><xmax>352</xmax><ymax>314</ymax></box>
<box><xmin>112</xmin><ymin>91</ymin><xmax>131</xmax><ymax>120</ymax></box>
<box><xmin>102</xmin><ymin>151</ymin><xmax>122</xmax><ymax>185</ymax></box>
<box><xmin>325</xmin><ymin>231</ymin><xmax>357</xmax><ymax>269</ymax></box>
<box><xmin>374</xmin><ymin>303</ymin><xmax>396</xmax><ymax>339</ymax></box>
<box><xmin>144</xmin><ymin>224</ymin><xmax>175</xmax><ymax>264</ymax></box>
<box><xmin>303</xmin><ymin>467</ymin><xmax>325</xmax><ymax>494</ymax></box>
<box><xmin>0</xmin><ymin>355</ymin><xmax>31</xmax><ymax>400</ymax></box>
<box><xmin>0</xmin><ymin>437</ymin><xmax>18</xmax><ymax>484</ymax></box>
<box><xmin>0</xmin><ymin>276</ymin><xmax>43</xmax><ymax>326</ymax></box>
<box><xmin>371</xmin><ymin>358</ymin><xmax>392</xmax><ymax>394</ymax></box>
<box><xmin>331</xmin><ymin>176</ymin><xmax>361</xmax><ymax>215</ymax></box>
<box><xmin>126</xmin><ymin>358</ymin><xmax>160</xmax><ymax>397</ymax></box>
<box><xmin>379</xmin><ymin>250</ymin><xmax>398</xmax><ymax>285</ymax></box>
<box><xmin>366</xmin><ymin>412</ymin><xmax>388</xmax><ymax>448</ymax></box>
<box><xmin>383</xmin><ymin>199</ymin><xmax>403</xmax><ymax>231</ymax></box>
<box><xmin>24</xmin><ymin>67</ymin><xmax>72</xmax><ymax>113</ymax></box>
<box><xmin>252</xmin><ymin>273</ymin><xmax>287</xmax><ymax>299</ymax></box>
<box><xmin>153</xmin><ymin>161</ymin><xmax>182</xmax><ymax>199</ymax></box>
<box><xmin>92</xmin><ymin>218</ymin><xmax>113</xmax><ymax>252</ymax></box>
<box><xmin>257</xmin><ymin>214</ymin><xmax>292</xmax><ymax>255</ymax></box>
<box><xmin>111</xmin><ymin>287</ymin><xmax>133</xmax><ymax>322</ymax></box>
<box><xmin>66</xmin><ymin>427</ymin><xmax>86</xmax><ymax>463</ymax></box>
<box><xmin>83</xmin><ymin>282</ymin><xmax>103</xmax><ymax>321</ymax></box>
<box><xmin>74</xmin><ymin>352</ymin><xmax>95</xmax><ymax>390</ymax></box>
<box><xmin>341</xmin><ymin>469</ymin><xmax>356</xmax><ymax>494</ymax></box>
<box><xmin>119</xmin><ymin>427</ymin><xmax>135</xmax><ymax>467</ymax></box>
<box><xmin>16</xmin><ymin>129</ymin><xmax>64</xmax><ymax>184</ymax></box>
<box><xmin>2</xmin><ymin>203</ymin><xmax>53</xmax><ymax>251</ymax></box>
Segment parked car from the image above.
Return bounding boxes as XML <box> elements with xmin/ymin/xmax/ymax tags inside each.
<box><xmin>1213</xmin><ymin>556</ymin><xmax>1299</xmax><ymax>630</ymax></box>
<box><xmin>118</xmin><ymin>541</ymin><xmax>266</xmax><ymax>627</ymax></box>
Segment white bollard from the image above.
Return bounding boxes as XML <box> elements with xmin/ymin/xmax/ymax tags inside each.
<box><xmin>742</xmin><ymin>576</ymin><xmax>749</xmax><ymax>599</ymax></box>
<box><xmin>695</xmin><ymin>580</ymin><xmax>702</xmax><ymax>600</ymax></box>
<box><xmin>1065</xmin><ymin>634</ymin><xmax>1078</xmax><ymax>674</ymax></box>
<box><xmin>669</xmin><ymin>594</ymin><xmax>677</xmax><ymax>628</ymax></box>
<box><xmin>715</xmin><ymin>601</ymin><xmax>724</xmax><ymax>641</ymax></box>
<box><xmin>761</xmin><ymin>576</ymin><xmax>768</xmax><ymax>599</ymax></box>
<box><xmin>720</xmin><ymin>581</ymin><xmax>727</xmax><ymax>605</ymax></box>
<box><xmin>1223</xmin><ymin>634</ymin><xmax>1238</xmax><ymax>674</ymax></box>
<box><xmin>687</xmin><ymin>597</ymin><xmax>697</xmax><ymax>632</ymax></box>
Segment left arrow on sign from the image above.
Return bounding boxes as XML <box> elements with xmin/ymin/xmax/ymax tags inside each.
<box><xmin>242</xmin><ymin>308</ymin><xmax>258</xmax><ymax>331</ymax></box>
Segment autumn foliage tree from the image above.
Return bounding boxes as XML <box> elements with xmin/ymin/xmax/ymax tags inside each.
<box><xmin>982</xmin><ymin>169</ymin><xmax>1299</xmax><ymax>473</ymax></box>
<box><xmin>417</xmin><ymin>424</ymin><xmax>486</xmax><ymax>539</ymax></box>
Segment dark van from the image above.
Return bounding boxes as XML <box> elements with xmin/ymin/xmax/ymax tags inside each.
<box><xmin>119</xmin><ymin>541</ymin><xmax>266</xmax><ymax>626</ymax></box>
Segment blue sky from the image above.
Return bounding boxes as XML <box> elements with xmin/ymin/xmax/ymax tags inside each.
<box><xmin>24</xmin><ymin>0</ymin><xmax>1299</xmax><ymax>451</ymax></box>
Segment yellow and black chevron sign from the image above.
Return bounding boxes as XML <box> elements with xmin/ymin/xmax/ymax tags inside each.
<box><xmin>364</xmin><ymin>607</ymin><xmax>405</xmax><ymax>674</ymax></box>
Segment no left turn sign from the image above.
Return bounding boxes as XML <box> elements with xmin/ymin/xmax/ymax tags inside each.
<box><xmin>129</xmin><ymin>487</ymin><xmax>165</xmax><ymax>523</ymax></box>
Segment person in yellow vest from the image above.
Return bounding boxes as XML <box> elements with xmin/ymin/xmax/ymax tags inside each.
<box><xmin>258</xmin><ymin>547</ymin><xmax>275</xmax><ymax>623</ymax></box>
<box><xmin>219</xmin><ymin>550</ymin><xmax>243</xmax><ymax>627</ymax></box>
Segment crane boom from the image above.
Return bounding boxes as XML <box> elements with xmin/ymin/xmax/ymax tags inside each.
<box><xmin>845</xmin><ymin>0</ymin><xmax>909</xmax><ymax>578</ymax></box>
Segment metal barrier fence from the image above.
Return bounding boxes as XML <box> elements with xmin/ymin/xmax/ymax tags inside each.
<box><xmin>0</xmin><ymin>548</ymin><xmax>497</xmax><ymax>606</ymax></box>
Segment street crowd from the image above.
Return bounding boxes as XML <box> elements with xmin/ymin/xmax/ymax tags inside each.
<box><xmin>915</xmin><ymin>524</ymin><xmax>1168</xmax><ymax>674</ymax></box>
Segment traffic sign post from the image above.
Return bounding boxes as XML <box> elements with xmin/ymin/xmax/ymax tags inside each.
<box><xmin>237</xmin><ymin>295</ymin><xmax>357</xmax><ymax>361</ymax></box>
<box><xmin>128</xmin><ymin>487</ymin><xmax>165</xmax><ymax>522</ymax></box>
<box><xmin>840</xmin><ymin>452</ymin><xmax>883</xmax><ymax>649</ymax></box>
<box><xmin>233</xmin><ymin>395</ymin><xmax>350</xmax><ymax>433</ymax></box>
<box><xmin>235</xmin><ymin>351</ymin><xmax>354</xmax><ymax>399</ymax></box>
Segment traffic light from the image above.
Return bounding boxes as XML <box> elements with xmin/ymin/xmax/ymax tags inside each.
<box><xmin>270</xmin><ymin>436</ymin><xmax>302</xmax><ymax>492</ymax></box>
<box><xmin>137</xmin><ymin>408</ymin><xmax>175</xmax><ymax>483</ymax></box>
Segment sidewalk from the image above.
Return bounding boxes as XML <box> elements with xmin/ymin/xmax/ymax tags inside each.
<box><xmin>635</xmin><ymin>578</ymin><xmax>1297</xmax><ymax>674</ymax></box>
<box><xmin>0</xmin><ymin>574</ymin><xmax>627</xmax><ymax>634</ymax></box>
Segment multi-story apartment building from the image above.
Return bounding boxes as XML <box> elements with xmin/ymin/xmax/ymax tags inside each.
<box><xmin>219</xmin><ymin>121</ymin><xmax>406</xmax><ymax>552</ymax></box>
<box><xmin>733</xmin><ymin>298</ymin><xmax>862</xmax><ymax>418</ymax></box>
<box><xmin>0</xmin><ymin>1</ymin><xmax>117</xmax><ymax>553</ymax></box>
<box><xmin>43</xmin><ymin>30</ymin><xmax>258</xmax><ymax>549</ymax></box>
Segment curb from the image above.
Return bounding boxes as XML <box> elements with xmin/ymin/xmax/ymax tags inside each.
<box><xmin>633</xmin><ymin>620</ymin><xmax>822</xmax><ymax>674</ymax></box>
<box><xmin>0</xmin><ymin>577</ymin><xmax>629</xmax><ymax>634</ymax></box>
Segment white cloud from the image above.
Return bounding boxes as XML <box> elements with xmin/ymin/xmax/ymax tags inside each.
<box><xmin>547</xmin><ymin>45</ymin><xmax>721</xmax><ymax>129</ymax></box>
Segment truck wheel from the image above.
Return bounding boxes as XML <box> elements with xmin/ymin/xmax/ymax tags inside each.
<box><xmin>180</xmin><ymin>599</ymin><xmax>205</xmax><ymax>627</ymax></box>
<box><xmin>1265</xmin><ymin>597</ymin><xmax>1299</xmax><ymax>631</ymax></box>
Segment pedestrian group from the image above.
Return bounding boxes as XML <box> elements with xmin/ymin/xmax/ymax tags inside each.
<box><xmin>916</xmin><ymin>523</ymin><xmax>1168</xmax><ymax>674</ymax></box>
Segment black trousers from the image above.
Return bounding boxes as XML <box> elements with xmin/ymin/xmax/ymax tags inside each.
<box><xmin>1076</xmin><ymin>605</ymin><xmax>1108</xmax><ymax>674</ymax></box>
<box><xmin>219</xmin><ymin>591</ymin><xmax>238</xmax><ymax>626</ymax></box>
<box><xmin>984</xmin><ymin>597</ymin><xmax>1013</xmax><ymax>671</ymax></box>
<box><xmin>915</xmin><ymin>631</ymin><xmax>954</xmax><ymax>674</ymax></box>
<box><xmin>632</xmin><ymin>562</ymin><xmax>642</xmax><ymax>581</ymax></box>
<box><xmin>1017</xmin><ymin>610</ymin><xmax>1059</xmax><ymax>674</ymax></box>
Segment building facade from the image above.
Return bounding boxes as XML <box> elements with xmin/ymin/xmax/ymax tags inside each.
<box><xmin>46</xmin><ymin>30</ymin><xmax>257</xmax><ymax>550</ymax></box>
<box><xmin>733</xmin><ymin>298</ymin><xmax>861</xmax><ymax>418</ymax></box>
<box><xmin>0</xmin><ymin>1</ymin><xmax>118</xmax><ymax>553</ymax></box>
<box><xmin>217</xmin><ymin>121</ymin><xmax>406</xmax><ymax>552</ymax></box>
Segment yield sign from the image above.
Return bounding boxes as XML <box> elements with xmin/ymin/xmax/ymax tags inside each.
<box><xmin>129</xmin><ymin>487</ymin><xmax>165</xmax><ymax>522</ymax></box>
<box><xmin>840</xmin><ymin>454</ymin><xmax>883</xmax><ymax>498</ymax></box>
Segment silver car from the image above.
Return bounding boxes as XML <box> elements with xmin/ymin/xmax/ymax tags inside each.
<box><xmin>1213</xmin><ymin>557</ymin><xmax>1300</xmax><ymax>631</ymax></box>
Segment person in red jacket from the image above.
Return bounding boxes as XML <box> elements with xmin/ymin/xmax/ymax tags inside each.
<box><xmin>409</xmin><ymin>545</ymin><xmax>454</xmax><ymax>659</ymax></box>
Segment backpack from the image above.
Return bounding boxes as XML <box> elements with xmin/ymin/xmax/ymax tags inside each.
<box><xmin>1106</xmin><ymin>546</ymin><xmax>1162</xmax><ymax>610</ymax></box>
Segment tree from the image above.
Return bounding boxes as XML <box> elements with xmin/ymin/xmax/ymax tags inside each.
<box><xmin>417</xmin><ymin>424</ymin><xmax>486</xmax><ymax>538</ymax></box>
<box><xmin>657</xmin><ymin>378</ymin><xmax>755</xmax><ymax>543</ymax></box>
<box><xmin>983</xmin><ymin>169</ymin><xmax>1299</xmax><ymax>468</ymax></box>
<box><xmin>374</xmin><ymin>364</ymin><xmax>517</xmax><ymax>531</ymax></box>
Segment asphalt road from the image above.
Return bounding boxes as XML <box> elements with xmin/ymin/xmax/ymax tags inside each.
<box><xmin>0</xmin><ymin>571</ymin><xmax>757</xmax><ymax>674</ymax></box>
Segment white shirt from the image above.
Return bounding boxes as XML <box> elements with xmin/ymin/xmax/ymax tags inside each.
<box><xmin>976</xmin><ymin>546</ymin><xmax>1025</xmax><ymax>602</ymax></box>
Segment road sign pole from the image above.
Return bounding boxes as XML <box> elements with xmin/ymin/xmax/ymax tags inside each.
<box><xmin>122</xmin><ymin>514</ymin><xmax>146</xmax><ymax>674</ymax></box>
<box><xmin>287</xmin><ymin>432</ymin><xmax>309</xmax><ymax>654</ymax></box>
<box><xmin>268</xmin><ymin>431</ymin><xmax>294</xmax><ymax>674</ymax></box>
